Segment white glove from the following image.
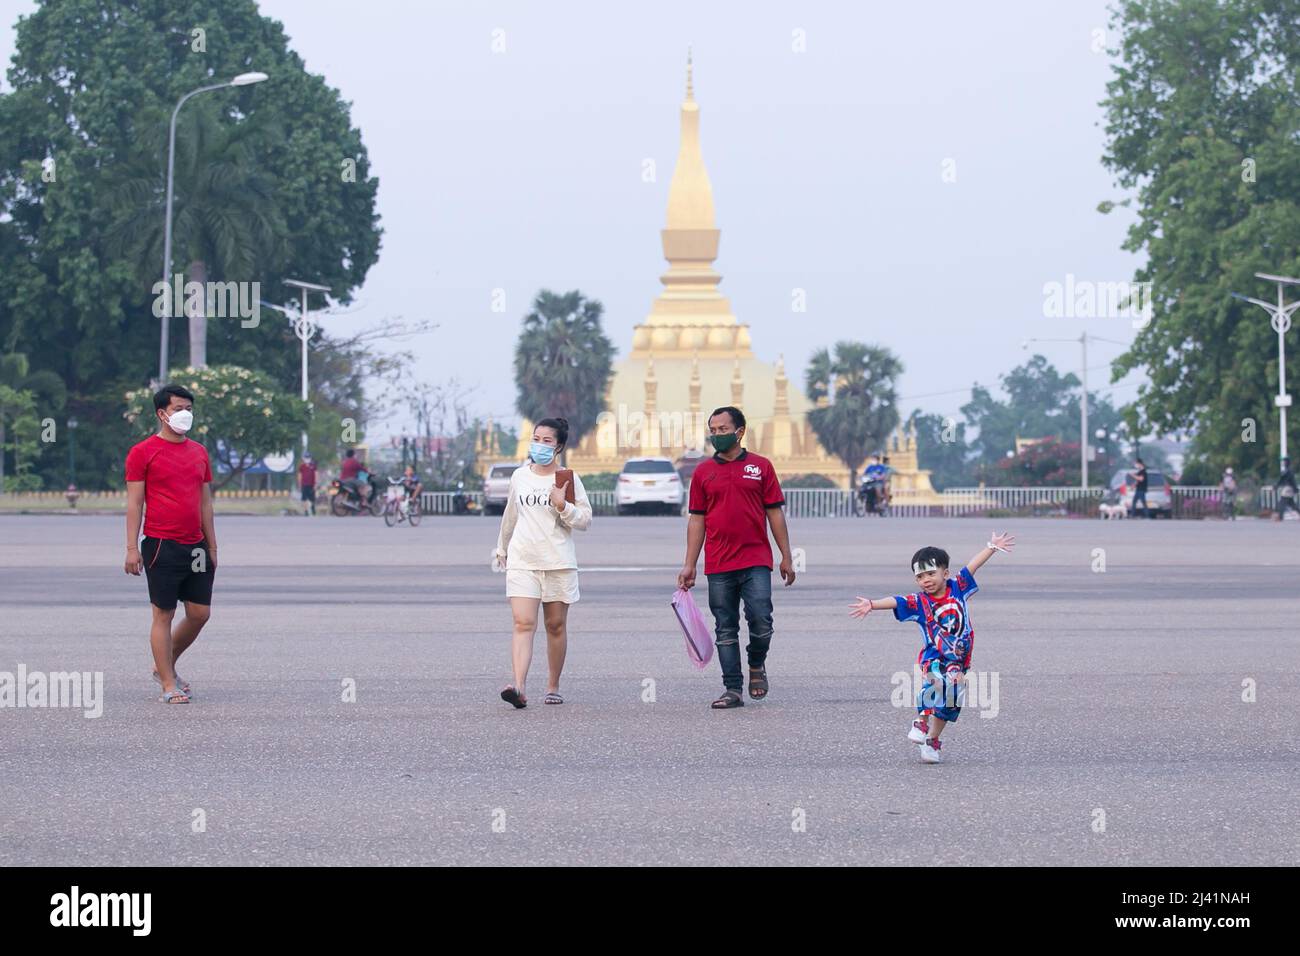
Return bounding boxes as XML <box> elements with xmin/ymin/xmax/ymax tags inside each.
<box><xmin>490</xmin><ymin>549</ymin><xmax>506</xmax><ymax>573</ymax></box>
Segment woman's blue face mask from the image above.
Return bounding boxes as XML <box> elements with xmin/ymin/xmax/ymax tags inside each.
<box><xmin>529</xmin><ymin>441</ymin><xmax>556</xmax><ymax>465</ymax></box>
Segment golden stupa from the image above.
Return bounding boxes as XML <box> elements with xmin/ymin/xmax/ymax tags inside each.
<box><xmin>481</xmin><ymin>54</ymin><xmax>936</xmax><ymax>496</ymax></box>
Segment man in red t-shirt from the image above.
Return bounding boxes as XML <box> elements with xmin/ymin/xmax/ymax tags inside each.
<box><xmin>678</xmin><ymin>406</ymin><xmax>796</xmax><ymax>709</ymax></box>
<box><xmin>123</xmin><ymin>384</ymin><xmax>218</xmax><ymax>704</ymax></box>
<box><xmin>298</xmin><ymin>454</ymin><xmax>318</xmax><ymax>516</ymax></box>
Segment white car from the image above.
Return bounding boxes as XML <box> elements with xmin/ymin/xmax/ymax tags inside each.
<box><xmin>617</xmin><ymin>457</ymin><xmax>684</xmax><ymax>515</ymax></box>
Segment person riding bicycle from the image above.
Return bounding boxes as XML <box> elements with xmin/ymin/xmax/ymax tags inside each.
<box><xmin>400</xmin><ymin>465</ymin><xmax>423</xmax><ymax>507</ymax></box>
<box><xmin>1219</xmin><ymin>466</ymin><xmax>1237</xmax><ymax>520</ymax></box>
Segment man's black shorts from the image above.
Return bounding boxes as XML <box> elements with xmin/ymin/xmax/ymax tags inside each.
<box><xmin>142</xmin><ymin>536</ymin><xmax>215</xmax><ymax>610</ymax></box>
<box><xmin>301</xmin><ymin>484</ymin><xmax>316</xmax><ymax>502</ymax></box>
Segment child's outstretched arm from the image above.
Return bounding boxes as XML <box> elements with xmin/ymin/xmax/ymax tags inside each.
<box><xmin>849</xmin><ymin>596</ymin><xmax>897</xmax><ymax>619</ymax></box>
<box><xmin>966</xmin><ymin>530</ymin><xmax>1016</xmax><ymax>574</ymax></box>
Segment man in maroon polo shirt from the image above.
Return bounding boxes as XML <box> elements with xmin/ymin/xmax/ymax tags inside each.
<box><xmin>123</xmin><ymin>384</ymin><xmax>218</xmax><ymax>704</ymax></box>
<box><xmin>677</xmin><ymin>406</ymin><xmax>796</xmax><ymax>709</ymax></box>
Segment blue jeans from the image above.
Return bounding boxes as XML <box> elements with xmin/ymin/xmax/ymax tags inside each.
<box><xmin>706</xmin><ymin>566</ymin><xmax>774</xmax><ymax>692</ymax></box>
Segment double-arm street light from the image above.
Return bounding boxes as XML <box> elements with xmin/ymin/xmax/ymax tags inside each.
<box><xmin>1230</xmin><ymin>273</ymin><xmax>1299</xmax><ymax>463</ymax></box>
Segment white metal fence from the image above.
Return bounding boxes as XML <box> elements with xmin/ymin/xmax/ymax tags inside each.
<box><xmin>423</xmin><ymin>486</ymin><xmax>1285</xmax><ymax>518</ymax></box>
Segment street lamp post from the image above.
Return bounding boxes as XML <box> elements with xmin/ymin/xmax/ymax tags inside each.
<box><xmin>283</xmin><ymin>279</ymin><xmax>332</xmax><ymax>461</ymax></box>
<box><xmin>67</xmin><ymin>416</ymin><xmax>78</xmax><ymax>485</ymax></box>
<box><xmin>1024</xmin><ymin>332</ymin><xmax>1127</xmax><ymax>489</ymax></box>
<box><xmin>158</xmin><ymin>72</ymin><xmax>269</xmax><ymax>385</ymax></box>
<box><xmin>1230</xmin><ymin>273</ymin><xmax>1299</xmax><ymax>464</ymax></box>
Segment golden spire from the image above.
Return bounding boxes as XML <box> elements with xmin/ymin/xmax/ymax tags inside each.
<box><xmin>632</xmin><ymin>50</ymin><xmax>751</xmax><ymax>354</ymax></box>
<box><xmin>774</xmin><ymin>353</ymin><xmax>790</xmax><ymax>417</ymax></box>
<box><xmin>731</xmin><ymin>356</ymin><xmax>744</xmax><ymax>406</ymax></box>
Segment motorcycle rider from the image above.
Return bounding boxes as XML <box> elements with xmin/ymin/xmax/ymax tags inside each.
<box><xmin>338</xmin><ymin>449</ymin><xmax>376</xmax><ymax>509</ymax></box>
<box><xmin>860</xmin><ymin>455</ymin><xmax>886</xmax><ymax>515</ymax></box>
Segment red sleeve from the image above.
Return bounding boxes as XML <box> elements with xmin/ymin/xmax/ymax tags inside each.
<box><xmin>201</xmin><ymin>448</ymin><xmax>213</xmax><ymax>483</ymax></box>
<box><xmin>124</xmin><ymin>443</ymin><xmax>147</xmax><ymax>482</ymax></box>
<box><xmin>762</xmin><ymin>463</ymin><xmax>784</xmax><ymax>507</ymax></box>
<box><xmin>688</xmin><ymin>467</ymin><xmax>707</xmax><ymax>514</ymax></box>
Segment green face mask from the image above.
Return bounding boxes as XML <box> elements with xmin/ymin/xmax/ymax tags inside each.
<box><xmin>710</xmin><ymin>431</ymin><xmax>740</xmax><ymax>453</ymax></box>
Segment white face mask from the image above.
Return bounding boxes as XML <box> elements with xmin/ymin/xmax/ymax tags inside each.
<box><xmin>165</xmin><ymin>409</ymin><xmax>193</xmax><ymax>433</ymax></box>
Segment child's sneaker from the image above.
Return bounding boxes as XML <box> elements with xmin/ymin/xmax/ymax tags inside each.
<box><xmin>907</xmin><ymin>719</ymin><xmax>929</xmax><ymax>744</ymax></box>
<box><xmin>920</xmin><ymin>737</ymin><xmax>943</xmax><ymax>763</ymax></box>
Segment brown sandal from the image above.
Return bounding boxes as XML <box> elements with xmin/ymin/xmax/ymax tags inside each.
<box><xmin>748</xmin><ymin>667</ymin><xmax>769</xmax><ymax>700</ymax></box>
<box><xmin>711</xmin><ymin>690</ymin><xmax>744</xmax><ymax>709</ymax></box>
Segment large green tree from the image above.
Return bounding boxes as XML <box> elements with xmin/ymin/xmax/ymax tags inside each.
<box><xmin>1100</xmin><ymin>0</ymin><xmax>1300</xmax><ymax>474</ymax></box>
<box><xmin>513</xmin><ymin>290</ymin><xmax>615</xmax><ymax>464</ymax></box>
<box><xmin>0</xmin><ymin>351</ymin><xmax>65</xmax><ymax>488</ymax></box>
<box><xmin>805</xmin><ymin>341</ymin><xmax>902</xmax><ymax>487</ymax></box>
<box><xmin>907</xmin><ymin>410</ymin><xmax>974</xmax><ymax>491</ymax></box>
<box><xmin>0</xmin><ymin>0</ymin><xmax>382</xmax><ymax>487</ymax></box>
<box><xmin>962</xmin><ymin>354</ymin><xmax>1126</xmax><ymax>477</ymax></box>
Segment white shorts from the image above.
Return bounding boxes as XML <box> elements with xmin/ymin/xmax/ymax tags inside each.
<box><xmin>506</xmin><ymin>568</ymin><xmax>580</xmax><ymax>604</ymax></box>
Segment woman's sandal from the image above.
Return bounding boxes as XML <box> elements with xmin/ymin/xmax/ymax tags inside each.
<box><xmin>500</xmin><ymin>686</ymin><xmax>527</xmax><ymax>709</ymax></box>
<box><xmin>159</xmin><ymin>689</ymin><xmax>191</xmax><ymax>704</ymax></box>
<box><xmin>152</xmin><ymin>670</ymin><xmax>191</xmax><ymax>694</ymax></box>
<box><xmin>543</xmin><ymin>692</ymin><xmax>564</xmax><ymax>705</ymax></box>
<box><xmin>711</xmin><ymin>690</ymin><xmax>744</xmax><ymax>709</ymax></box>
<box><xmin>748</xmin><ymin>667</ymin><xmax>769</xmax><ymax>700</ymax></box>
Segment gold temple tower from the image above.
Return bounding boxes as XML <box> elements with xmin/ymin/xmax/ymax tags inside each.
<box><xmin>487</xmin><ymin>55</ymin><xmax>937</xmax><ymax>496</ymax></box>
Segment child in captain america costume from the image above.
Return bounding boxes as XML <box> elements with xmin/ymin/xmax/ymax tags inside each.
<box><xmin>849</xmin><ymin>532</ymin><xmax>1016</xmax><ymax>763</ymax></box>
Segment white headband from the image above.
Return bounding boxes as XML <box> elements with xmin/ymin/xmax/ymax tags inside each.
<box><xmin>912</xmin><ymin>559</ymin><xmax>942</xmax><ymax>575</ymax></box>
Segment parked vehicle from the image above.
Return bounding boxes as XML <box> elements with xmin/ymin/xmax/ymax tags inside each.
<box><xmin>452</xmin><ymin>481</ymin><xmax>480</xmax><ymax>516</ymax></box>
<box><xmin>1109</xmin><ymin>467</ymin><xmax>1172</xmax><ymax>518</ymax></box>
<box><xmin>482</xmin><ymin>463</ymin><xmax>521</xmax><ymax>515</ymax></box>
<box><xmin>617</xmin><ymin>457</ymin><xmax>684</xmax><ymax>515</ymax></box>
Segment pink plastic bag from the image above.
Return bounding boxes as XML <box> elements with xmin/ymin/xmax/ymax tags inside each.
<box><xmin>671</xmin><ymin>588</ymin><xmax>714</xmax><ymax>669</ymax></box>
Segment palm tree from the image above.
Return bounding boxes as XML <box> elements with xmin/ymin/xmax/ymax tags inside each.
<box><xmin>103</xmin><ymin>102</ymin><xmax>285</xmax><ymax>369</ymax></box>
<box><xmin>805</xmin><ymin>341</ymin><xmax>903</xmax><ymax>487</ymax></box>
<box><xmin>513</xmin><ymin>290</ymin><xmax>615</xmax><ymax>466</ymax></box>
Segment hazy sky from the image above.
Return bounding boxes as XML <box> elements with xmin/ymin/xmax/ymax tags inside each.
<box><xmin>1</xmin><ymin>0</ymin><xmax>1148</xmax><ymax>436</ymax></box>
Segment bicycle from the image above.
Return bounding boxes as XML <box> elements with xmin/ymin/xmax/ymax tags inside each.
<box><xmin>380</xmin><ymin>477</ymin><xmax>423</xmax><ymax>527</ymax></box>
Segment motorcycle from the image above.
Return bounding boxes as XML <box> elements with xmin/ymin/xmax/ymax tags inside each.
<box><xmin>329</xmin><ymin>474</ymin><xmax>382</xmax><ymax>516</ymax></box>
<box><xmin>451</xmin><ymin>481</ymin><xmax>481</xmax><ymax>516</ymax></box>
<box><xmin>857</xmin><ymin>477</ymin><xmax>889</xmax><ymax>517</ymax></box>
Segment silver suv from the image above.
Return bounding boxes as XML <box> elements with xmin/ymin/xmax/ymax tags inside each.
<box><xmin>483</xmin><ymin>463</ymin><xmax>521</xmax><ymax>515</ymax></box>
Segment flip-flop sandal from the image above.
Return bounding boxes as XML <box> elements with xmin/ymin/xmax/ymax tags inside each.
<box><xmin>152</xmin><ymin>670</ymin><xmax>191</xmax><ymax>694</ymax></box>
<box><xmin>748</xmin><ymin>667</ymin><xmax>769</xmax><ymax>700</ymax></box>
<box><xmin>159</xmin><ymin>689</ymin><xmax>191</xmax><ymax>704</ymax></box>
<box><xmin>543</xmin><ymin>692</ymin><xmax>564</xmax><ymax>705</ymax></box>
<box><xmin>711</xmin><ymin>690</ymin><xmax>744</xmax><ymax>709</ymax></box>
<box><xmin>500</xmin><ymin>686</ymin><xmax>527</xmax><ymax>709</ymax></box>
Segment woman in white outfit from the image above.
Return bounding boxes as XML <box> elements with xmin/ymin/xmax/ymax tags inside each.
<box><xmin>492</xmin><ymin>417</ymin><xmax>592</xmax><ymax>707</ymax></box>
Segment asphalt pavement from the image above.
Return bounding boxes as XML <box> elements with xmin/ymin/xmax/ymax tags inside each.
<box><xmin>1</xmin><ymin>513</ymin><xmax>1296</xmax><ymax>865</ymax></box>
